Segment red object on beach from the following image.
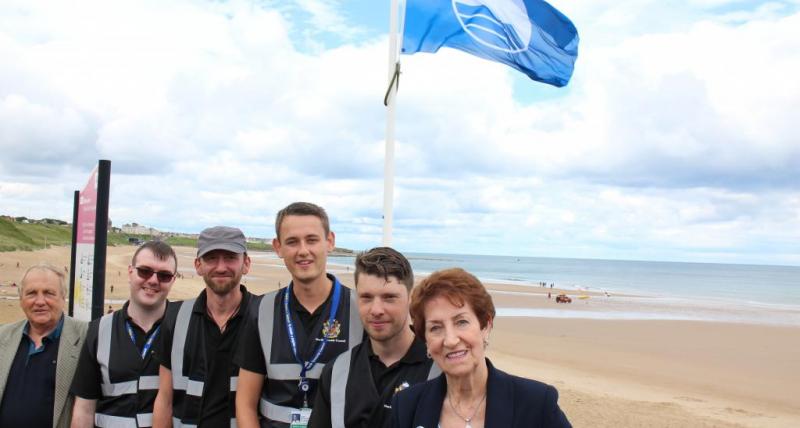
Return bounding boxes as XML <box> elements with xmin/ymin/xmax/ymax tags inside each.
<box><xmin>556</xmin><ymin>294</ymin><xmax>571</xmax><ymax>303</ymax></box>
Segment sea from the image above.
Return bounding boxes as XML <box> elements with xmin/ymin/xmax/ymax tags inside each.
<box><xmin>327</xmin><ymin>253</ymin><xmax>800</xmax><ymax>327</ymax></box>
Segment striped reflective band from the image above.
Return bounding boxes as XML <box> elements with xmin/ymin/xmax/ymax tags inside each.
<box><xmin>171</xmin><ymin>299</ymin><xmax>195</xmax><ymax>392</ymax></box>
<box><xmin>259</xmin><ymin>399</ymin><xmax>296</xmax><ymax>424</ymax></box>
<box><xmin>330</xmin><ymin>348</ymin><xmax>353</xmax><ymax>428</ymax></box>
<box><xmin>172</xmin><ymin>416</ymin><xmax>237</xmax><ymax>427</ymax></box>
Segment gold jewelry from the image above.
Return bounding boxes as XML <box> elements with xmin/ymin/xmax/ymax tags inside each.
<box><xmin>447</xmin><ymin>391</ymin><xmax>487</xmax><ymax>428</ymax></box>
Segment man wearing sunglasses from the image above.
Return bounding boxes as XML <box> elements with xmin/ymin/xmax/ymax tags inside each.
<box><xmin>153</xmin><ymin>226</ymin><xmax>256</xmax><ymax>428</ymax></box>
<box><xmin>70</xmin><ymin>240</ymin><xmax>179</xmax><ymax>428</ymax></box>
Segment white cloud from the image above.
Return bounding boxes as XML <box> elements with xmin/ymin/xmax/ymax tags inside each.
<box><xmin>0</xmin><ymin>0</ymin><xmax>798</xmax><ymax>265</ymax></box>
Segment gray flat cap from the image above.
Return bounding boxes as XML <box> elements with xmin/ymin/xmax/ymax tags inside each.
<box><xmin>197</xmin><ymin>226</ymin><xmax>247</xmax><ymax>257</ymax></box>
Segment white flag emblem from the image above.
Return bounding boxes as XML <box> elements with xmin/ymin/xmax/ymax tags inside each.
<box><xmin>452</xmin><ymin>0</ymin><xmax>532</xmax><ymax>54</ymax></box>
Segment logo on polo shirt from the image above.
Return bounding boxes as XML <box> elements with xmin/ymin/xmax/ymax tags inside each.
<box><xmin>322</xmin><ymin>319</ymin><xmax>341</xmax><ymax>340</ymax></box>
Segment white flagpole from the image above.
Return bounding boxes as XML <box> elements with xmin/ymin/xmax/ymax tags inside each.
<box><xmin>383</xmin><ymin>0</ymin><xmax>401</xmax><ymax>246</ymax></box>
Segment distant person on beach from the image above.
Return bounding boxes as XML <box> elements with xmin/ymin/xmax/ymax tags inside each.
<box><xmin>391</xmin><ymin>268</ymin><xmax>571</xmax><ymax>428</ymax></box>
<box><xmin>153</xmin><ymin>226</ymin><xmax>256</xmax><ymax>427</ymax></box>
<box><xmin>0</xmin><ymin>263</ymin><xmax>88</xmax><ymax>428</ymax></box>
<box><xmin>70</xmin><ymin>241</ymin><xmax>178</xmax><ymax>428</ymax></box>
<box><xmin>235</xmin><ymin>202</ymin><xmax>363</xmax><ymax>427</ymax></box>
<box><xmin>308</xmin><ymin>247</ymin><xmax>439</xmax><ymax>428</ymax></box>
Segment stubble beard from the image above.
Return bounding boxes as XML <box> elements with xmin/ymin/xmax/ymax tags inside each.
<box><xmin>369</xmin><ymin>316</ymin><xmax>408</xmax><ymax>344</ymax></box>
<box><xmin>204</xmin><ymin>274</ymin><xmax>241</xmax><ymax>296</ymax></box>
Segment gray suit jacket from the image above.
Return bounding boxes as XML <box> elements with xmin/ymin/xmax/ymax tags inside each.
<box><xmin>0</xmin><ymin>315</ymin><xmax>88</xmax><ymax>428</ymax></box>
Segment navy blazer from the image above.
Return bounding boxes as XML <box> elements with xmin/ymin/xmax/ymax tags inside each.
<box><xmin>391</xmin><ymin>359</ymin><xmax>571</xmax><ymax>428</ymax></box>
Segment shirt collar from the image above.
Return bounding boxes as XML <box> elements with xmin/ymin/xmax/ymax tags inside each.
<box><xmin>192</xmin><ymin>284</ymin><xmax>251</xmax><ymax>315</ymax></box>
<box><xmin>288</xmin><ymin>274</ymin><xmax>338</xmax><ymax>316</ymax></box>
<box><xmin>366</xmin><ymin>332</ymin><xmax>429</xmax><ymax>365</ymax></box>
<box><xmin>123</xmin><ymin>300</ymin><xmax>168</xmax><ymax>334</ymax></box>
<box><xmin>23</xmin><ymin>314</ymin><xmax>65</xmax><ymax>341</ymax></box>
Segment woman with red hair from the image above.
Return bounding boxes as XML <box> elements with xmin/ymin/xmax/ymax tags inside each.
<box><xmin>391</xmin><ymin>268</ymin><xmax>571</xmax><ymax>428</ymax></box>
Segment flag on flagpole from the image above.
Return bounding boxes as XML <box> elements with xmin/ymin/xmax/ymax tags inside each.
<box><xmin>401</xmin><ymin>0</ymin><xmax>579</xmax><ymax>87</ymax></box>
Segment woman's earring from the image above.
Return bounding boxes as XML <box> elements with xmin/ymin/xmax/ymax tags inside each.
<box><xmin>426</xmin><ymin>349</ymin><xmax>431</xmax><ymax>359</ymax></box>
<box><xmin>483</xmin><ymin>338</ymin><xmax>489</xmax><ymax>348</ymax></box>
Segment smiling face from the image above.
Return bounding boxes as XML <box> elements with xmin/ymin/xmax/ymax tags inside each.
<box><xmin>195</xmin><ymin>249</ymin><xmax>251</xmax><ymax>295</ymax></box>
<box><xmin>129</xmin><ymin>248</ymin><xmax>176</xmax><ymax>309</ymax></box>
<box><xmin>423</xmin><ymin>295</ymin><xmax>492</xmax><ymax>379</ymax></box>
<box><xmin>356</xmin><ymin>273</ymin><xmax>411</xmax><ymax>343</ymax></box>
<box><xmin>273</xmin><ymin>214</ymin><xmax>334</xmax><ymax>286</ymax></box>
<box><xmin>20</xmin><ymin>269</ymin><xmax>65</xmax><ymax>332</ymax></box>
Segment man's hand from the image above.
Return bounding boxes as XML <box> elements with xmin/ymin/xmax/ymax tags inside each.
<box><xmin>235</xmin><ymin>368</ymin><xmax>265</xmax><ymax>428</ymax></box>
<box><xmin>152</xmin><ymin>365</ymin><xmax>174</xmax><ymax>428</ymax></box>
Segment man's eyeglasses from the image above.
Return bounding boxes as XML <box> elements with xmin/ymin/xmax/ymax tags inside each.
<box><xmin>135</xmin><ymin>266</ymin><xmax>176</xmax><ymax>283</ymax></box>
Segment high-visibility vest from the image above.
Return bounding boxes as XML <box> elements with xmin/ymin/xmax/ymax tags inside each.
<box><xmin>329</xmin><ymin>346</ymin><xmax>441</xmax><ymax>428</ymax></box>
<box><xmin>256</xmin><ymin>281</ymin><xmax>363</xmax><ymax>425</ymax></box>
<box><xmin>94</xmin><ymin>307</ymin><xmax>166</xmax><ymax>428</ymax></box>
<box><xmin>170</xmin><ymin>298</ymin><xmax>240</xmax><ymax>428</ymax></box>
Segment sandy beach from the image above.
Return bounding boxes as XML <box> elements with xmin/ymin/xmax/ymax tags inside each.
<box><xmin>1</xmin><ymin>245</ymin><xmax>799</xmax><ymax>427</ymax></box>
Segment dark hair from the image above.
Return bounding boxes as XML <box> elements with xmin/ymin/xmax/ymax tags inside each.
<box><xmin>409</xmin><ymin>268</ymin><xmax>495</xmax><ymax>339</ymax></box>
<box><xmin>274</xmin><ymin>202</ymin><xmax>330</xmax><ymax>240</ymax></box>
<box><xmin>354</xmin><ymin>247</ymin><xmax>414</xmax><ymax>291</ymax></box>
<box><xmin>132</xmin><ymin>240</ymin><xmax>178</xmax><ymax>272</ymax></box>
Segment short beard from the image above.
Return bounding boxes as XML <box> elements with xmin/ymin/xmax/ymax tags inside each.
<box><xmin>203</xmin><ymin>274</ymin><xmax>241</xmax><ymax>296</ymax></box>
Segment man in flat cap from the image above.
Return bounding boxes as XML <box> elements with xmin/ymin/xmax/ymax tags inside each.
<box><xmin>153</xmin><ymin>226</ymin><xmax>257</xmax><ymax>427</ymax></box>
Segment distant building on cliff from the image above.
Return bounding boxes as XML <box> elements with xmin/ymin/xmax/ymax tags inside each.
<box><xmin>121</xmin><ymin>222</ymin><xmax>162</xmax><ymax>236</ymax></box>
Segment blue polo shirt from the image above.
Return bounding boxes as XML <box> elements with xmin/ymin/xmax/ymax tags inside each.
<box><xmin>0</xmin><ymin>316</ymin><xmax>64</xmax><ymax>427</ymax></box>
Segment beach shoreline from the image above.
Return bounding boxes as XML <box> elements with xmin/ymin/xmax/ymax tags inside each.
<box><xmin>1</xmin><ymin>245</ymin><xmax>799</xmax><ymax>427</ymax></box>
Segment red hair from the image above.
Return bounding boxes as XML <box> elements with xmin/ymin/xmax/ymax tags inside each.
<box><xmin>410</xmin><ymin>268</ymin><xmax>495</xmax><ymax>338</ymax></box>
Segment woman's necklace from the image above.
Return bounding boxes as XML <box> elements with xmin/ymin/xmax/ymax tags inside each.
<box><xmin>447</xmin><ymin>391</ymin><xmax>487</xmax><ymax>428</ymax></box>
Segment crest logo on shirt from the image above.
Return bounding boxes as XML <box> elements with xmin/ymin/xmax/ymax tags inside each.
<box><xmin>322</xmin><ymin>319</ymin><xmax>341</xmax><ymax>340</ymax></box>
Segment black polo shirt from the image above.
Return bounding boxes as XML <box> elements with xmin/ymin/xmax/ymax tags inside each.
<box><xmin>71</xmin><ymin>301</ymin><xmax>167</xmax><ymax>400</ymax></box>
<box><xmin>0</xmin><ymin>316</ymin><xmax>64</xmax><ymax>428</ymax></box>
<box><xmin>308</xmin><ymin>336</ymin><xmax>432</xmax><ymax>428</ymax></box>
<box><xmin>158</xmin><ymin>285</ymin><xmax>254</xmax><ymax>428</ymax></box>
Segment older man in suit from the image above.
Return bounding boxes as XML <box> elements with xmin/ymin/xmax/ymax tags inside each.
<box><xmin>0</xmin><ymin>263</ymin><xmax>88</xmax><ymax>428</ymax></box>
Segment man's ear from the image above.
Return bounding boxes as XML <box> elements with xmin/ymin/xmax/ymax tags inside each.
<box><xmin>326</xmin><ymin>231</ymin><xmax>336</xmax><ymax>252</ymax></box>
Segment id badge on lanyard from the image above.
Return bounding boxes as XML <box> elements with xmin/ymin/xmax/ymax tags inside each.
<box><xmin>289</xmin><ymin>408</ymin><xmax>311</xmax><ymax>428</ymax></box>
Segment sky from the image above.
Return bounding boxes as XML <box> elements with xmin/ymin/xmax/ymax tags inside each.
<box><xmin>1</xmin><ymin>0</ymin><xmax>798</xmax><ymax>266</ymax></box>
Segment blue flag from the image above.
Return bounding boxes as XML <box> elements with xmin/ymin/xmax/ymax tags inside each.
<box><xmin>402</xmin><ymin>0</ymin><xmax>579</xmax><ymax>87</ymax></box>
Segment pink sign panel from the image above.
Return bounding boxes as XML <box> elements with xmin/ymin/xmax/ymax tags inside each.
<box><xmin>77</xmin><ymin>167</ymin><xmax>98</xmax><ymax>244</ymax></box>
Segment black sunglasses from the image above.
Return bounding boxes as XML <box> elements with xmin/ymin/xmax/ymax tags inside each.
<box><xmin>135</xmin><ymin>266</ymin><xmax>176</xmax><ymax>283</ymax></box>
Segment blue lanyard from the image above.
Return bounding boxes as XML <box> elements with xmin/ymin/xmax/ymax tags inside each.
<box><xmin>283</xmin><ymin>278</ymin><xmax>341</xmax><ymax>380</ymax></box>
<box><xmin>125</xmin><ymin>321</ymin><xmax>161</xmax><ymax>360</ymax></box>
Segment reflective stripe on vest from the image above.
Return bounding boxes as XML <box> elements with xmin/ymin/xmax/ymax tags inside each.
<box><xmin>95</xmin><ymin>412</ymin><xmax>155</xmax><ymax>427</ymax></box>
<box><xmin>172</xmin><ymin>417</ymin><xmax>237</xmax><ymax>428</ymax></box>
<box><xmin>330</xmin><ymin>348</ymin><xmax>353</xmax><ymax>428</ymax></box>
<box><xmin>330</xmin><ymin>351</ymin><xmax>441</xmax><ymax>428</ymax></box>
<box><xmin>171</xmin><ymin>299</ymin><xmax>196</xmax><ymax>394</ymax></box>
<box><xmin>257</xmin><ymin>289</ymin><xmax>364</xmax><ymax>421</ymax></box>
<box><xmin>259</xmin><ymin>399</ymin><xmax>297</xmax><ymax>424</ymax></box>
<box><xmin>95</xmin><ymin>413</ymin><xmax>137</xmax><ymax>428</ymax></box>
